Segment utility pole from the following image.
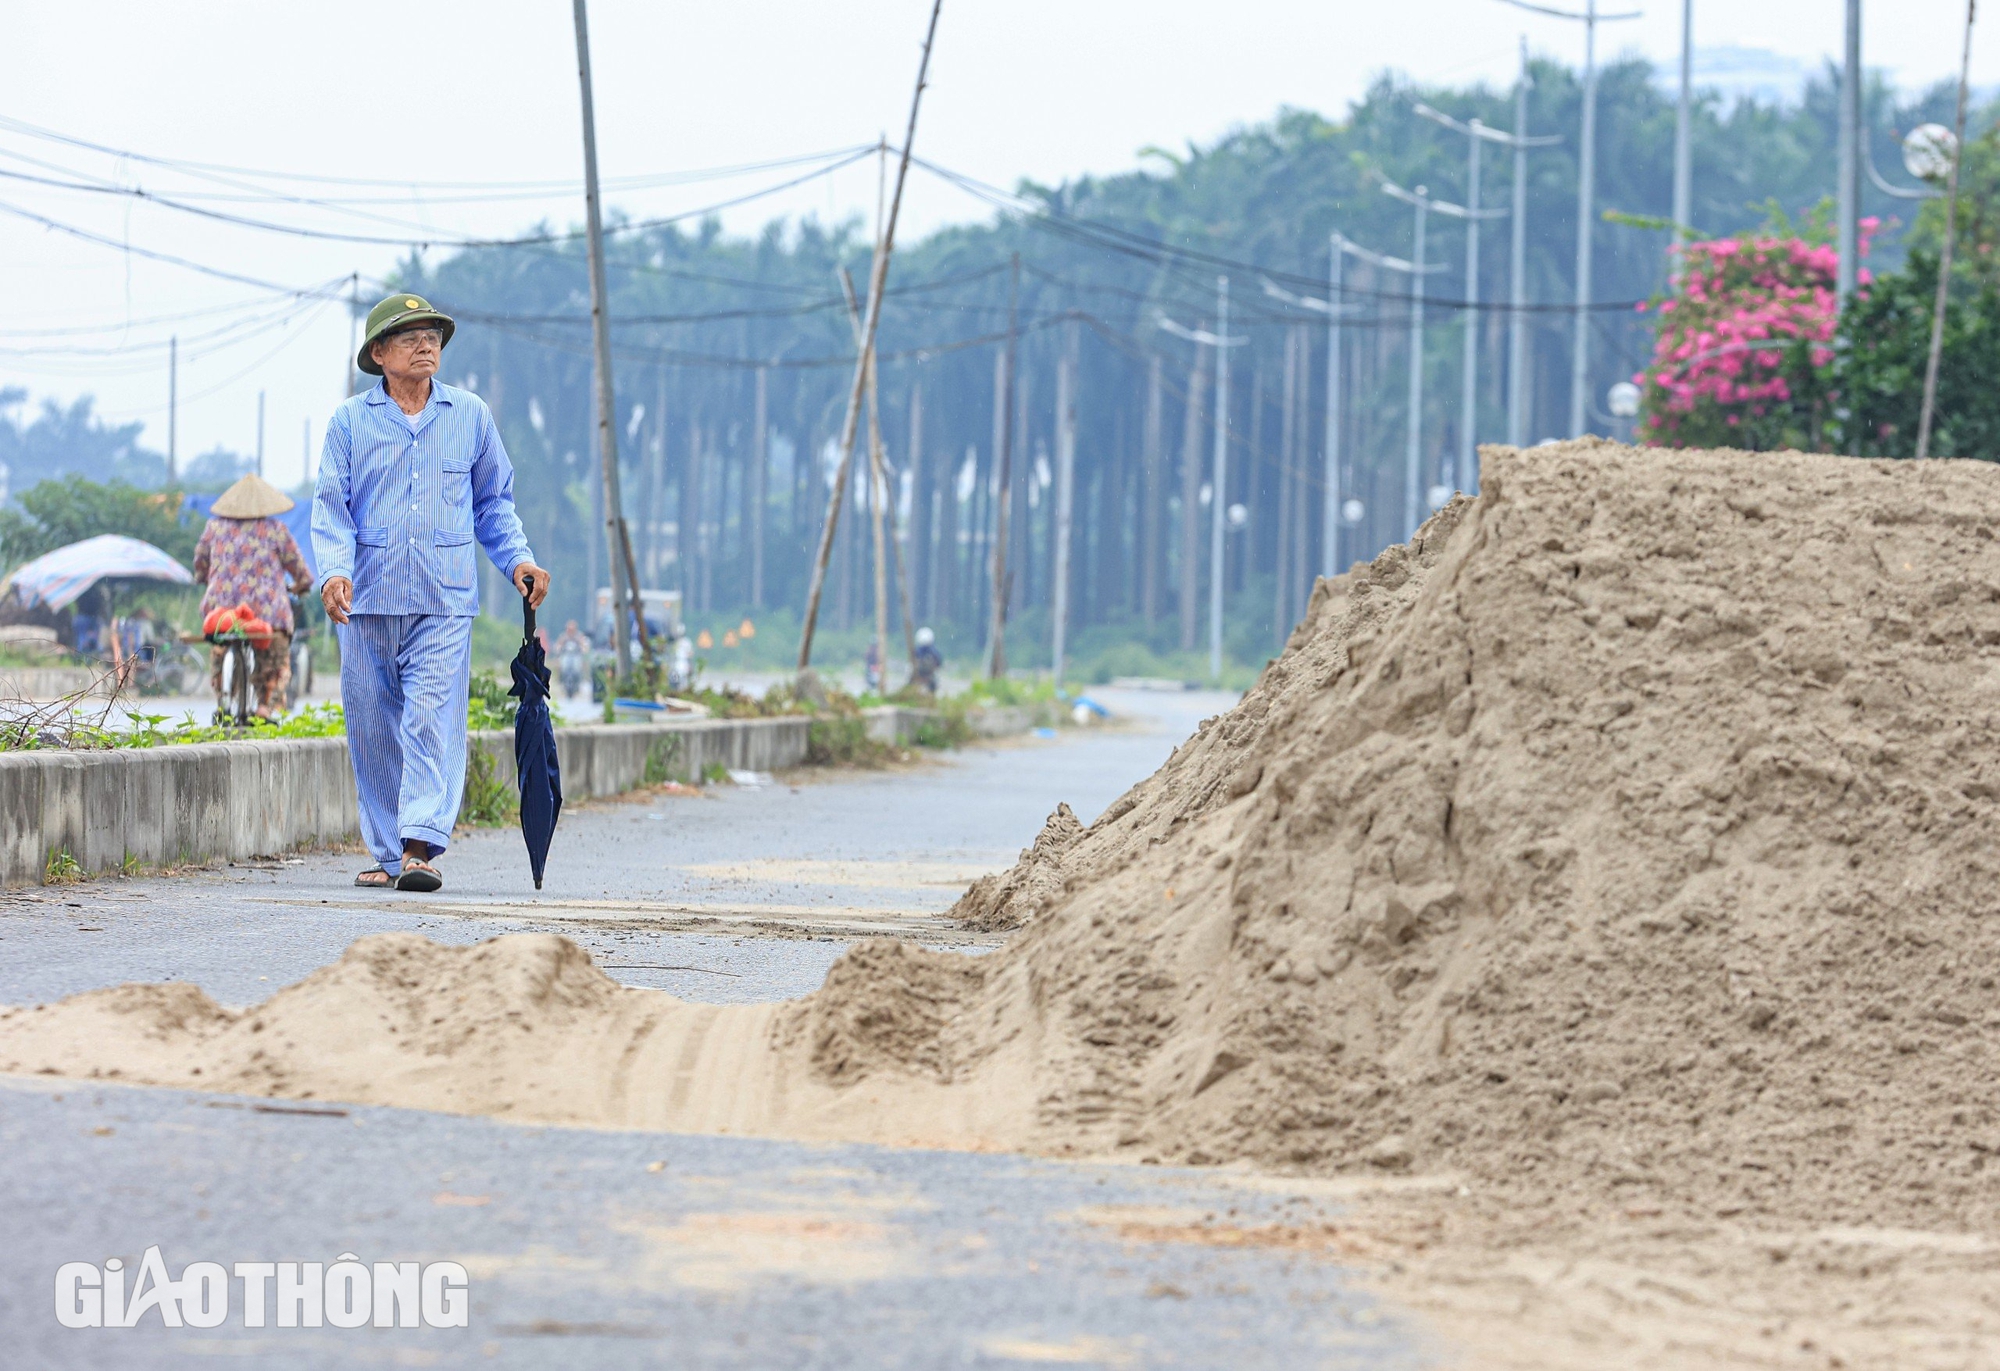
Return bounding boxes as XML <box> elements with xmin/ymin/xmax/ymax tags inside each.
<box><xmin>1414</xmin><ymin>102</ymin><xmax>1539</xmax><ymax>490</ymax></box>
<box><xmin>167</xmin><ymin>336</ymin><xmax>178</xmax><ymax>482</ymax></box>
<box><xmin>1499</xmin><ymin>0</ymin><xmax>1639</xmax><ymax>438</ymax></box>
<box><xmin>1051</xmin><ymin>321</ymin><xmax>1078</xmax><ymax>685</ymax></box>
<box><xmin>346</xmin><ymin>273</ymin><xmax>360</xmax><ymax>398</ymax></box>
<box><xmin>1396</xmin><ymin>188</ymin><xmax>1427</xmax><ymax>530</ymax></box>
<box><xmin>1509</xmin><ymin>42</ymin><xmax>1532</xmax><ymax>446</ymax></box>
<box><xmin>303</xmin><ymin>417</ymin><xmax>312</xmax><ymax>483</ymax></box>
<box><xmin>986</xmin><ymin>255</ymin><xmax>1020</xmax><ymax>679</ymax></box>
<box><xmin>1208</xmin><ymin>277</ymin><xmax>1230</xmax><ymax>683</ymax></box>
<box><xmin>1673</xmin><ymin>0</ymin><xmax>1695</xmax><ymax>288</ymax></box>
<box><xmin>1917</xmin><ymin>0</ymin><xmax>1978</xmax><ymax>461</ymax></box>
<box><xmin>1837</xmin><ymin>0</ymin><xmax>1861</xmax><ymax>303</ymax></box>
<box><xmin>866</xmin><ymin>143</ymin><xmax>891</xmax><ymax>692</ymax></box>
<box><xmin>1266</xmin><ymin>234</ymin><xmax>1438</xmax><ymax>564</ymax></box>
<box><xmin>1141</xmin><ymin>352</ymin><xmax>1163</xmax><ymax>622</ymax></box>
<box><xmin>255</xmin><ymin>390</ymin><xmax>265</xmax><ymax>478</ymax></box>
<box><xmin>1461</xmin><ymin>138</ymin><xmax>1482</xmax><ymax>490</ymax></box>
<box><xmin>1158</xmin><ymin>287</ymin><xmax>1247</xmax><ymax>681</ymax></box>
<box><xmin>797</xmin><ymin>0</ymin><xmax>945</xmax><ymax>677</ymax></box>
<box><xmin>1381</xmin><ymin>178</ymin><xmax>1493</xmax><ymax>531</ymax></box>
<box><xmin>1325</xmin><ymin>238</ymin><xmax>1343</xmax><ymax>576</ymax></box>
<box><xmin>572</xmin><ymin>0</ymin><xmax>635</xmax><ymax>679</ymax></box>
<box><xmin>751</xmin><ymin>365</ymin><xmax>767</xmax><ymax>608</ymax></box>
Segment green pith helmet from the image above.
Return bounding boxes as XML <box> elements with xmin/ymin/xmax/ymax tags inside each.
<box><xmin>356</xmin><ymin>292</ymin><xmax>455</xmax><ymax>376</ymax></box>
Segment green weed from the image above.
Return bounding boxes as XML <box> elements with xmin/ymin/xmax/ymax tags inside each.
<box><xmin>43</xmin><ymin>847</ymin><xmax>83</xmax><ymax>884</ymax></box>
<box><xmin>460</xmin><ymin>745</ymin><xmax>519</xmax><ymax>827</ymax></box>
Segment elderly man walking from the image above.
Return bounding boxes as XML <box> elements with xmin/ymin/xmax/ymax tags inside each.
<box><xmin>314</xmin><ymin>293</ymin><xmax>551</xmax><ymax>892</ymax></box>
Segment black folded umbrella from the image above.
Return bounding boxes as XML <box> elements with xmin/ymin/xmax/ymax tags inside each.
<box><xmin>508</xmin><ymin>576</ymin><xmax>563</xmax><ymax>890</ymax></box>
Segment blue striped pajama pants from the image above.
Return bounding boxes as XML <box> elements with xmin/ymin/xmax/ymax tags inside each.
<box><xmin>338</xmin><ymin>613</ymin><xmax>475</xmax><ymax>870</ymax></box>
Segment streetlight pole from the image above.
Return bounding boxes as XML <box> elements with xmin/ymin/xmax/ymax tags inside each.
<box><xmin>1510</xmin><ymin>41</ymin><xmax>1533</xmax><ymax>446</ymax></box>
<box><xmin>1837</xmin><ymin>0</ymin><xmax>1861</xmax><ymax>303</ymax></box>
<box><xmin>1415</xmin><ymin>101</ymin><xmax>1553</xmax><ymax>486</ymax></box>
<box><xmin>1157</xmin><ymin>290</ymin><xmax>1247</xmax><ymax>682</ymax></box>
<box><xmin>1381</xmin><ymin>178</ymin><xmax>1495</xmax><ymax>532</ymax></box>
<box><xmin>1325</xmin><ymin>237</ymin><xmax>1343</xmax><ymax>577</ymax></box>
<box><xmin>1263</xmin><ymin>239</ymin><xmax>1375</xmax><ymax>577</ymax></box>
<box><xmin>1406</xmin><ymin>193</ymin><xmax>1426</xmax><ymax>526</ymax></box>
<box><xmin>1673</xmin><ymin>0</ymin><xmax>1694</xmax><ymax>288</ymax></box>
<box><xmin>1268</xmin><ymin>234</ymin><xmax>1439</xmax><ymax>555</ymax></box>
<box><xmin>1499</xmin><ymin>0</ymin><xmax>1640</xmax><ymax>438</ymax></box>
<box><xmin>1209</xmin><ymin>277</ymin><xmax>1231</xmax><ymax>683</ymax></box>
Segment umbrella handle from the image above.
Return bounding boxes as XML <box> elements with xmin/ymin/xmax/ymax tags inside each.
<box><xmin>520</xmin><ymin>573</ymin><xmax>537</xmax><ymax>643</ymax></box>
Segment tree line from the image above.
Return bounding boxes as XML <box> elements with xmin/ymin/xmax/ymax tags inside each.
<box><xmin>4</xmin><ymin>57</ymin><xmax>1980</xmax><ymax>674</ymax></box>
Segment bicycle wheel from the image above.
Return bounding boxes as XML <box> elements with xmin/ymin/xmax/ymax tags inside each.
<box><xmin>230</xmin><ymin>643</ymin><xmax>251</xmax><ymax>724</ymax></box>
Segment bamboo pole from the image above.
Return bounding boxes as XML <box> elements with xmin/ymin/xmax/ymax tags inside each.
<box><xmin>1917</xmin><ymin>0</ymin><xmax>1978</xmax><ymax>461</ymax></box>
<box><xmin>796</xmin><ymin>0</ymin><xmax>946</xmax><ymax>676</ymax></box>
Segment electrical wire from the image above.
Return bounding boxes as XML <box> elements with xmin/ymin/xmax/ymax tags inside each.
<box><xmin>0</xmin><ymin>145</ymin><xmax>878</xmax><ymax>250</ymax></box>
<box><xmin>911</xmin><ymin>154</ymin><xmax>1647</xmax><ymax>315</ymax></box>
<box><xmin>0</xmin><ymin>112</ymin><xmax>871</xmax><ymax>195</ymax></box>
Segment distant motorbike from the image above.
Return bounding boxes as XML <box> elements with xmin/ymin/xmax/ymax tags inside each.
<box><xmin>558</xmin><ymin>644</ymin><xmax>586</xmax><ymax>699</ymax></box>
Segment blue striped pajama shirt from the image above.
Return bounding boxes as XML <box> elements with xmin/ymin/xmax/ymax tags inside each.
<box><xmin>313</xmin><ymin>379</ymin><xmax>536</xmax><ymax>870</ymax></box>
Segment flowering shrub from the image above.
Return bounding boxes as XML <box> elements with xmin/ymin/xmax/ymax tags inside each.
<box><xmin>1636</xmin><ymin>217</ymin><xmax>1878</xmax><ymax>451</ymax></box>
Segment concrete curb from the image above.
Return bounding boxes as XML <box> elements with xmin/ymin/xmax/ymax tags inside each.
<box><xmin>0</xmin><ymin>667</ymin><xmax>104</xmax><ymax>700</ymax></box>
<box><xmin>0</xmin><ymin>717</ymin><xmax>813</xmax><ymax>887</ymax></box>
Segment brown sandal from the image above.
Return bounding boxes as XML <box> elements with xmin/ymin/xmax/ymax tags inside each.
<box><xmin>395</xmin><ymin>855</ymin><xmax>443</xmax><ymax>892</ymax></box>
<box><xmin>354</xmin><ymin>867</ymin><xmax>393</xmax><ymax>888</ymax></box>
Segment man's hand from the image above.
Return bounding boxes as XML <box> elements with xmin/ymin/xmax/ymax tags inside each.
<box><xmin>321</xmin><ymin>576</ymin><xmax>353</xmax><ymax>625</ymax></box>
<box><xmin>513</xmin><ymin>562</ymin><xmax>552</xmax><ymax>610</ymax></box>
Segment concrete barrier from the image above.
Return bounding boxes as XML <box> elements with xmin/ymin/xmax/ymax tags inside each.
<box><xmin>0</xmin><ymin>716</ymin><xmax>812</xmax><ymax>887</ymax></box>
<box><xmin>861</xmin><ymin>705</ymin><xmax>938</xmax><ymax>744</ymax></box>
<box><xmin>860</xmin><ymin>703</ymin><xmax>1055</xmax><ymax>742</ymax></box>
<box><xmin>0</xmin><ymin>667</ymin><xmax>103</xmax><ymax>700</ymax></box>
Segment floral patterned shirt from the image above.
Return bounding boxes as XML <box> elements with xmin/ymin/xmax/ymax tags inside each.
<box><xmin>192</xmin><ymin>516</ymin><xmax>312</xmax><ymax>633</ymax></box>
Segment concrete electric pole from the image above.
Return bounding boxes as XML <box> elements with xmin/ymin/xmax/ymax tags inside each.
<box><xmin>571</xmin><ymin>0</ymin><xmax>635</xmax><ymax>678</ymax></box>
<box><xmin>1499</xmin><ymin>0</ymin><xmax>1639</xmax><ymax>438</ymax></box>
<box><xmin>1413</xmin><ymin>102</ymin><xmax>1549</xmax><ymax>489</ymax></box>
<box><xmin>1837</xmin><ymin>0</ymin><xmax>1861</xmax><ymax>303</ymax></box>
<box><xmin>1157</xmin><ymin>284</ymin><xmax>1247</xmax><ymax>682</ymax></box>
<box><xmin>1673</xmin><ymin>0</ymin><xmax>1695</xmax><ymax>289</ymax></box>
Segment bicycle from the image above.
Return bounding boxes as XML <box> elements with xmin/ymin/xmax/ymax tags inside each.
<box><xmin>206</xmin><ymin>632</ymin><xmax>255</xmax><ymax>726</ymax></box>
<box><xmin>285</xmin><ymin>596</ymin><xmax>314</xmax><ymax>710</ymax></box>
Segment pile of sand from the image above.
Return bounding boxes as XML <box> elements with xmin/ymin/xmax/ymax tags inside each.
<box><xmin>790</xmin><ymin>438</ymin><xmax>2000</xmax><ymax>1228</ymax></box>
<box><xmin>12</xmin><ymin>440</ymin><xmax>2000</xmax><ymax>1234</ymax></box>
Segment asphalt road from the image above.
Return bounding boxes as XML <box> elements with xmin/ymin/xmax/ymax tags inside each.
<box><xmin>0</xmin><ymin>687</ymin><xmax>1435</xmax><ymax>1369</ymax></box>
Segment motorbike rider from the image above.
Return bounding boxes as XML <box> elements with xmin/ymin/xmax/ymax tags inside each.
<box><xmin>552</xmin><ymin>618</ymin><xmax>590</xmax><ymax>699</ymax></box>
<box><xmin>912</xmin><ymin>626</ymin><xmax>943</xmax><ymax>696</ymax></box>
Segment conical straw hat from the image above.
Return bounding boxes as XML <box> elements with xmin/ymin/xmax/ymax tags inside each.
<box><xmin>209</xmin><ymin>474</ymin><xmax>295</xmax><ymax>519</ymax></box>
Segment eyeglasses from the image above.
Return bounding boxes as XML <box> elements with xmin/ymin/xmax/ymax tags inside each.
<box><xmin>383</xmin><ymin>327</ymin><xmax>444</xmax><ymax>350</ymax></box>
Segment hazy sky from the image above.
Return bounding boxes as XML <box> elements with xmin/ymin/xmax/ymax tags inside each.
<box><xmin>0</xmin><ymin>0</ymin><xmax>1982</xmax><ymax>488</ymax></box>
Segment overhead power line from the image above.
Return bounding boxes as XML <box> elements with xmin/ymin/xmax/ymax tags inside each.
<box><xmin>910</xmin><ymin>153</ymin><xmax>1645</xmax><ymax>314</ymax></box>
<box><xmin>0</xmin><ymin>112</ymin><xmax>874</xmax><ymax>195</ymax></box>
<box><xmin>0</xmin><ymin>145</ymin><xmax>877</xmax><ymax>250</ymax></box>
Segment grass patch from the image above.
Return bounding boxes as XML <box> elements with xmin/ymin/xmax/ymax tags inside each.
<box><xmin>643</xmin><ymin>734</ymin><xmax>684</xmax><ymax>785</ymax></box>
<box><xmin>460</xmin><ymin>745</ymin><xmax>519</xmax><ymax>827</ymax></box>
<box><xmin>43</xmin><ymin>847</ymin><xmax>83</xmax><ymax>884</ymax></box>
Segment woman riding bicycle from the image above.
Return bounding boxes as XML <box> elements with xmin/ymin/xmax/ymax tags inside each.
<box><xmin>191</xmin><ymin>474</ymin><xmax>313</xmax><ymax>721</ymax></box>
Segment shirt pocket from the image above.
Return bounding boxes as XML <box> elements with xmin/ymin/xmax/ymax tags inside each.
<box><xmin>351</xmin><ymin>526</ymin><xmax>389</xmax><ymax>589</ymax></box>
<box><xmin>434</xmin><ymin>528</ymin><xmax>476</xmax><ymax>590</ymax></box>
<box><xmin>441</xmin><ymin>457</ymin><xmax>473</xmax><ymax>508</ymax></box>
